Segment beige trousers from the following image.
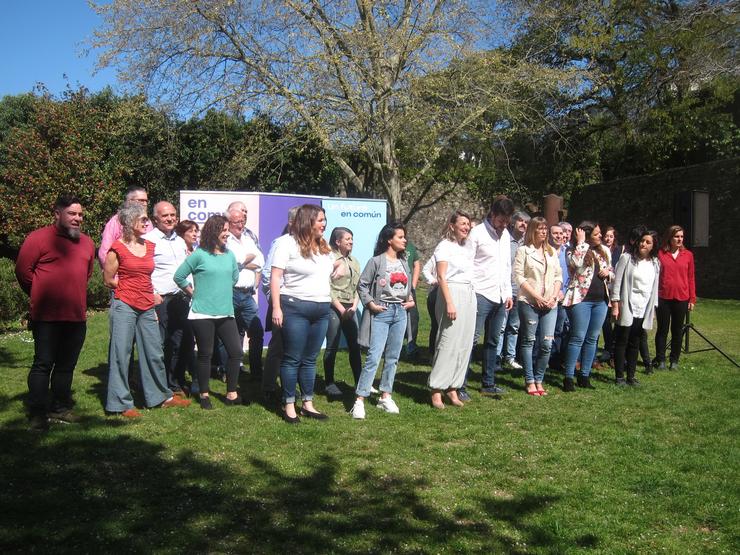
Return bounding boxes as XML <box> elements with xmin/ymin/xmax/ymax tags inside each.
<box><xmin>428</xmin><ymin>282</ymin><xmax>476</xmax><ymax>390</ymax></box>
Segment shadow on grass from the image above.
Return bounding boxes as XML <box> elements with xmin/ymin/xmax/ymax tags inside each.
<box><xmin>0</xmin><ymin>344</ymin><xmax>22</xmax><ymax>369</ymax></box>
<box><xmin>0</xmin><ymin>417</ymin><xmax>571</xmax><ymax>553</ymax></box>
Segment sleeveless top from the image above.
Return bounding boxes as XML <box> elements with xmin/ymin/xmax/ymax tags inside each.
<box><xmin>111</xmin><ymin>239</ymin><xmax>155</xmax><ymax>310</ymax></box>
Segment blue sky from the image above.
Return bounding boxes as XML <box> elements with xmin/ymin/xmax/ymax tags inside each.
<box><xmin>1</xmin><ymin>0</ymin><xmax>118</xmax><ymax>98</ymax></box>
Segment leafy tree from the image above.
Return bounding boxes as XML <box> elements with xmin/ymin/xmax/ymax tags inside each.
<box><xmin>92</xmin><ymin>0</ymin><xmax>580</xmax><ymax>220</ymax></box>
<box><xmin>0</xmin><ymin>89</ymin><xmax>122</xmax><ymax>252</ymax></box>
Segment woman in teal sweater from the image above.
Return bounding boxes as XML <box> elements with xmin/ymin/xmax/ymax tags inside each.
<box><xmin>174</xmin><ymin>215</ymin><xmax>242</xmax><ymax>409</ymax></box>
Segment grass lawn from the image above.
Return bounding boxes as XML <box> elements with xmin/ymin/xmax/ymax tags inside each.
<box><xmin>1</xmin><ymin>291</ymin><xmax>738</xmax><ymax>553</ymax></box>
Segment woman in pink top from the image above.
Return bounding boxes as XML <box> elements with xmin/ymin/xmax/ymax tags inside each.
<box><xmin>653</xmin><ymin>225</ymin><xmax>696</xmax><ymax>370</ymax></box>
<box><xmin>103</xmin><ymin>203</ymin><xmax>191</xmax><ymax>417</ymax></box>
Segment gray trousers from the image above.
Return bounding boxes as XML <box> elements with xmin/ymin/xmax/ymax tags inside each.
<box><xmin>429</xmin><ymin>282</ymin><xmax>477</xmax><ymax>390</ymax></box>
<box><xmin>106</xmin><ymin>298</ymin><xmax>172</xmax><ymax>412</ymax></box>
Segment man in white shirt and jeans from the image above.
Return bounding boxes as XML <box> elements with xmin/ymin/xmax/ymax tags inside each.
<box><xmin>144</xmin><ymin>201</ymin><xmax>191</xmax><ymax>395</ymax></box>
<box><xmin>462</xmin><ymin>196</ymin><xmax>515</xmax><ymax>397</ymax></box>
<box><xmin>225</xmin><ymin>206</ymin><xmax>265</xmax><ymax>380</ymax></box>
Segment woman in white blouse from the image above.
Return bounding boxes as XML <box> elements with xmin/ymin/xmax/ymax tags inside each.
<box><xmin>428</xmin><ymin>211</ymin><xmax>476</xmax><ymax>409</ymax></box>
<box><xmin>513</xmin><ymin>217</ymin><xmax>563</xmax><ymax>396</ymax></box>
<box><xmin>610</xmin><ymin>229</ymin><xmax>660</xmax><ymax>385</ymax></box>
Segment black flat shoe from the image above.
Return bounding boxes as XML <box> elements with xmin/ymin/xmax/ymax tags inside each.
<box><xmin>282</xmin><ymin>412</ymin><xmax>300</xmax><ymax>424</ymax></box>
<box><xmin>224</xmin><ymin>393</ymin><xmax>244</xmax><ymax>406</ymax></box>
<box><xmin>300</xmin><ymin>408</ymin><xmax>329</xmax><ymax>420</ymax></box>
<box><xmin>199</xmin><ymin>396</ymin><xmax>214</xmax><ymax>410</ymax></box>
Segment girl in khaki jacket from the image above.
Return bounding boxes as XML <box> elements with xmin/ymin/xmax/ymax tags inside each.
<box><xmin>513</xmin><ymin>217</ymin><xmax>563</xmax><ymax>396</ymax></box>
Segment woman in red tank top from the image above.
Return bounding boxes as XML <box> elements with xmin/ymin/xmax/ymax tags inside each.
<box><xmin>103</xmin><ymin>202</ymin><xmax>191</xmax><ymax>417</ymax></box>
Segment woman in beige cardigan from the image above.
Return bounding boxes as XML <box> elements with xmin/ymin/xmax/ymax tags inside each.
<box><xmin>513</xmin><ymin>217</ymin><xmax>563</xmax><ymax>396</ymax></box>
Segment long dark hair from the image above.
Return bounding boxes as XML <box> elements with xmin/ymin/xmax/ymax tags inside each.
<box><xmin>631</xmin><ymin>229</ymin><xmax>659</xmax><ymax>263</ymax></box>
<box><xmin>374</xmin><ymin>222</ymin><xmax>406</xmax><ymax>257</ymax></box>
<box><xmin>199</xmin><ymin>215</ymin><xmax>228</xmax><ymax>253</ymax></box>
<box><xmin>627</xmin><ymin>224</ymin><xmax>648</xmax><ymax>254</ymax></box>
<box><xmin>571</xmin><ymin>220</ymin><xmax>609</xmax><ymax>267</ymax></box>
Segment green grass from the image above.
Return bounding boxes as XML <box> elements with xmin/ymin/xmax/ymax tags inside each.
<box><xmin>1</xmin><ymin>290</ymin><xmax>739</xmax><ymax>553</ymax></box>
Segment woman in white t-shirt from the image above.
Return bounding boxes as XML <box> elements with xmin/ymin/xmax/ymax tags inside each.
<box><xmin>270</xmin><ymin>204</ymin><xmax>334</xmax><ymax>423</ymax></box>
<box><xmin>428</xmin><ymin>211</ymin><xmax>476</xmax><ymax>408</ymax></box>
<box><xmin>610</xmin><ymin>229</ymin><xmax>661</xmax><ymax>385</ymax></box>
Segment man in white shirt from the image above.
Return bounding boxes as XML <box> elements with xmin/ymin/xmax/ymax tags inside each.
<box><xmin>143</xmin><ymin>201</ymin><xmax>191</xmax><ymax>395</ymax></box>
<box><xmin>225</xmin><ymin>206</ymin><xmax>265</xmax><ymax>379</ymax></box>
<box><xmin>463</xmin><ymin>196</ymin><xmax>515</xmax><ymax>396</ymax></box>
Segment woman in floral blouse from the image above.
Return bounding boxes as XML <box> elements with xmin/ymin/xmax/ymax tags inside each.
<box><xmin>562</xmin><ymin>221</ymin><xmax>614</xmax><ymax>391</ymax></box>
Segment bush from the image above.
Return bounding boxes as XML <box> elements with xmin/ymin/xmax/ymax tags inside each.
<box><xmin>0</xmin><ymin>257</ymin><xmax>28</xmax><ymax>325</ymax></box>
<box><xmin>87</xmin><ymin>266</ymin><xmax>111</xmax><ymax>310</ymax></box>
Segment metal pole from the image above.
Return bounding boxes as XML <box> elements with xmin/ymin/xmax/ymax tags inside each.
<box><xmin>684</xmin><ymin>311</ymin><xmax>690</xmax><ymax>353</ymax></box>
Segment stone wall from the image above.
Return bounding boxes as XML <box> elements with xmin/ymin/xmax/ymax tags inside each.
<box><xmin>567</xmin><ymin>158</ymin><xmax>739</xmax><ymax>299</ymax></box>
<box><xmin>401</xmin><ymin>183</ymin><xmax>487</xmax><ymax>264</ymax></box>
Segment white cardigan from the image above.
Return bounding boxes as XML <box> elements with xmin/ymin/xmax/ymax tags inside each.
<box><xmin>610</xmin><ymin>253</ymin><xmax>661</xmax><ymax>329</ymax></box>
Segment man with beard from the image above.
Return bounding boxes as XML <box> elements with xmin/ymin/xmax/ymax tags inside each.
<box><xmin>15</xmin><ymin>195</ymin><xmax>95</xmax><ymax>431</ymax></box>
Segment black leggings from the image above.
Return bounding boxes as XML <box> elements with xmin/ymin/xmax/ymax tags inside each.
<box><xmin>614</xmin><ymin>319</ymin><xmax>644</xmax><ymax>380</ymax></box>
<box><xmin>655</xmin><ymin>299</ymin><xmax>688</xmax><ymax>364</ymax></box>
<box><xmin>323</xmin><ymin>304</ymin><xmax>362</xmax><ymax>385</ymax></box>
<box><xmin>190</xmin><ymin>318</ymin><xmax>242</xmax><ymax>394</ymax></box>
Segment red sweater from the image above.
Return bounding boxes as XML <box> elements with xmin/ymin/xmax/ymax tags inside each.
<box><xmin>658</xmin><ymin>248</ymin><xmax>696</xmax><ymax>304</ymax></box>
<box><xmin>15</xmin><ymin>225</ymin><xmax>95</xmax><ymax>321</ymax></box>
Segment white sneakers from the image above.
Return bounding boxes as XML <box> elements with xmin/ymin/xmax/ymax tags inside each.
<box><xmin>504</xmin><ymin>358</ymin><xmax>523</xmax><ymax>370</ymax></box>
<box><xmin>350</xmin><ymin>399</ymin><xmax>366</xmax><ymax>420</ymax></box>
<box><xmin>376</xmin><ymin>396</ymin><xmax>400</xmax><ymax>414</ymax></box>
<box><xmin>350</xmin><ymin>396</ymin><xmax>400</xmax><ymax>419</ymax></box>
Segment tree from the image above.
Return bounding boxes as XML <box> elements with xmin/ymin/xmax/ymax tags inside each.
<box><xmin>92</xmin><ymin>0</ymin><xmax>580</xmax><ymax>220</ymax></box>
<box><xmin>490</xmin><ymin>0</ymin><xmax>740</xmax><ymax>198</ymax></box>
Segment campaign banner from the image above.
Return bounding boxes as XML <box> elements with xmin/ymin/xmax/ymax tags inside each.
<box><xmin>179</xmin><ymin>190</ymin><xmax>260</xmax><ymax>229</ymax></box>
<box><xmin>177</xmin><ymin>191</ymin><xmax>388</xmax><ymax>350</ymax></box>
<box><xmin>256</xmin><ymin>195</ymin><xmax>322</xmax><ymax>338</ymax></box>
<box><xmin>320</xmin><ymin>198</ymin><xmax>387</xmax><ymax>269</ymax></box>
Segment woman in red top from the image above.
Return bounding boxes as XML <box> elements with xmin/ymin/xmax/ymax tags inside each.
<box><xmin>103</xmin><ymin>203</ymin><xmax>191</xmax><ymax>417</ymax></box>
<box><xmin>654</xmin><ymin>225</ymin><xmax>696</xmax><ymax>370</ymax></box>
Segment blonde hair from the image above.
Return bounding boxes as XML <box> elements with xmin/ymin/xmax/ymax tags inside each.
<box><xmin>524</xmin><ymin>216</ymin><xmax>555</xmax><ymax>256</ymax></box>
<box><xmin>441</xmin><ymin>210</ymin><xmax>472</xmax><ymax>243</ymax></box>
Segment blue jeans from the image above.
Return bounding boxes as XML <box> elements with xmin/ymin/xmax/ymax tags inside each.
<box><xmin>564</xmin><ymin>300</ymin><xmax>608</xmax><ymax>378</ymax></box>
<box><xmin>469</xmin><ymin>294</ymin><xmax>508</xmax><ymax>388</ymax></box>
<box><xmin>356</xmin><ymin>303</ymin><xmax>407</xmax><ymax>398</ymax></box>
<box><xmin>106</xmin><ymin>298</ymin><xmax>172</xmax><ymax>412</ymax></box>
<box><xmin>279</xmin><ymin>296</ymin><xmax>330</xmax><ymax>404</ymax></box>
<box><xmin>230</xmin><ymin>288</ymin><xmax>264</xmax><ymax>374</ymax></box>
<box><xmin>518</xmin><ymin>302</ymin><xmax>558</xmax><ymax>383</ymax></box>
<box><xmin>501</xmin><ymin>299</ymin><xmax>520</xmax><ymax>361</ymax></box>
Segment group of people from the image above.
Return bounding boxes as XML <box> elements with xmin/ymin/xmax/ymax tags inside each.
<box><xmin>14</xmin><ymin>189</ymin><xmax>696</xmax><ymax>430</ymax></box>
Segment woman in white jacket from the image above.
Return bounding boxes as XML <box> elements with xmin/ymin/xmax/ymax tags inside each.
<box><xmin>610</xmin><ymin>229</ymin><xmax>661</xmax><ymax>386</ymax></box>
<box><xmin>513</xmin><ymin>217</ymin><xmax>563</xmax><ymax>396</ymax></box>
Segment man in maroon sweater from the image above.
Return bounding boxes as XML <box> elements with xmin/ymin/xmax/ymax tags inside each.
<box><xmin>15</xmin><ymin>195</ymin><xmax>95</xmax><ymax>431</ymax></box>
